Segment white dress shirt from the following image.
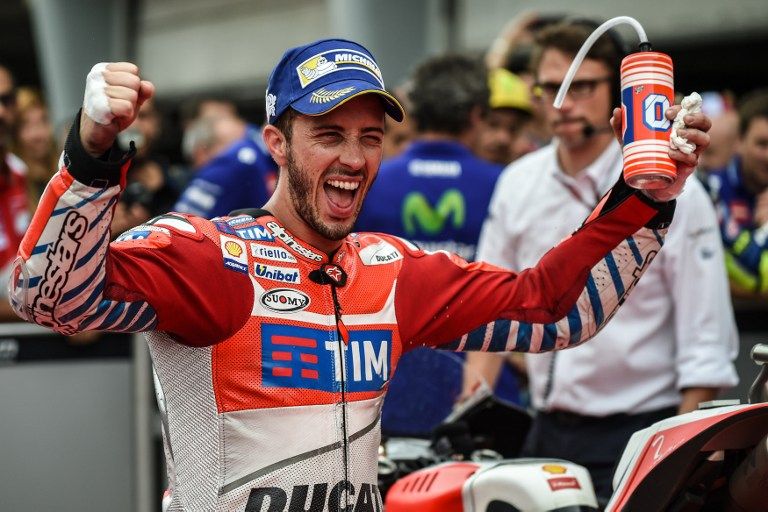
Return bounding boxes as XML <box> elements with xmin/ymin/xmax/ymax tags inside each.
<box><xmin>476</xmin><ymin>141</ymin><xmax>739</xmax><ymax>416</ymax></box>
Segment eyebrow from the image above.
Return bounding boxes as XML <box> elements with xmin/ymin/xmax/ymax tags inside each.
<box><xmin>310</xmin><ymin>124</ymin><xmax>384</xmax><ymax>135</ymax></box>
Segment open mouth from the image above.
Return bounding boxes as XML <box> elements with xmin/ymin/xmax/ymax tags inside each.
<box><xmin>323</xmin><ymin>178</ymin><xmax>361</xmax><ymax>218</ymax></box>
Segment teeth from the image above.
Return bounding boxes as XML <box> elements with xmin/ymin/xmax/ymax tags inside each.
<box><xmin>326</xmin><ymin>179</ymin><xmax>360</xmax><ymax>191</ymax></box>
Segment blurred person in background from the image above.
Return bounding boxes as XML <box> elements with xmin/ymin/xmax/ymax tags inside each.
<box><xmin>698</xmin><ymin>91</ymin><xmax>740</xmax><ymax>174</ymax></box>
<box><xmin>174</xmin><ymin>97</ymin><xmax>277</xmax><ymax>218</ymax></box>
<box><xmin>473</xmin><ymin>68</ymin><xmax>533</xmax><ymax>165</ymax></box>
<box><xmin>182</xmin><ymin>114</ymin><xmax>245</xmax><ymax>170</ymax></box>
<box><xmin>355</xmin><ymin>54</ymin><xmax>522</xmax><ymax>436</ymax></box>
<box><xmin>11</xmin><ymin>88</ymin><xmax>59</xmax><ymax>211</ymax></box>
<box><xmin>381</xmin><ymin>82</ymin><xmax>414</xmax><ymax>159</ymax></box>
<box><xmin>485</xmin><ymin>11</ymin><xmax>562</xmax><ymax>156</ymax></box>
<box><xmin>0</xmin><ymin>63</ymin><xmax>30</xmax><ymax>322</ymax></box>
<box><xmin>470</xmin><ymin>20</ymin><xmax>738</xmax><ymax>503</ymax></box>
<box><xmin>702</xmin><ymin>89</ymin><xmax>768</xmax><ymax>296</ymax></box>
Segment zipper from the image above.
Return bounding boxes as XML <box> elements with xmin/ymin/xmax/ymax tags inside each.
<box><xmin>330</xmin><ymin>283</ymin><xmax>351</xmax><ymax>498</ymax></box>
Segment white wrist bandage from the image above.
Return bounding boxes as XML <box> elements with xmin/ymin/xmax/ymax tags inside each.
<box><xmin>83</xmin><ymin>63</ymin><xmax>114</xmax><ymax>125</ymax></box>
<box><xmin>670</xmin><ymin>92</ymin><xmax>703</xmax><ymax>155</ymax></box>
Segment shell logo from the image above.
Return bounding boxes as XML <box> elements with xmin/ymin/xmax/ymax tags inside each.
<box><xmin>225</xmin><ymin>241</ymin><xmax>243</xmax><ymax>258</ymax></box>
<box><xmin>542</xmin><ymin>464</ymin><xmax>567</xmax><ymax>474</ymax></box>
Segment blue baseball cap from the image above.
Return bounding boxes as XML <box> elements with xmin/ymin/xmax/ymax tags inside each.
<box><xmin>265</xmin><ymin>38</ymin><xmax>405</xmax><ymax>125</ymax></box>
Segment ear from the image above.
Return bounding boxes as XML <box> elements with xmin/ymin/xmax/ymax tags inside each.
<box><xmin>262</xmin><ymin>124</ymin><xmax>289</xmax><ymax>166</ymax></box>
<box><xmin>469</xmin><ymin>105</ymin><xmax>485</xmax><ymax>128</ymax></box>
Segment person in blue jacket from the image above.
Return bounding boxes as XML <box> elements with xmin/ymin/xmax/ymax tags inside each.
<box><xmin>175</xmin><ymin>122</ymin><xmax>277</xmax><ymax>219</ymax></box>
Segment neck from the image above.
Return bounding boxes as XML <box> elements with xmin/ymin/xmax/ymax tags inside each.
<box><xmin>263</xmin><ymin>193</ymin><xmax>342</xmax><ymax>256</ymax></box>
<box><xmin>557</xmin><ymin>133</ymin><xmax>613</xmax><ymax>176</ymax></box>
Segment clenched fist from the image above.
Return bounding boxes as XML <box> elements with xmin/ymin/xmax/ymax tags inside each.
<box><xmin>80</xmin><ymin>62</ymin><xmax>155</xmax><ymax>157</ymax></box>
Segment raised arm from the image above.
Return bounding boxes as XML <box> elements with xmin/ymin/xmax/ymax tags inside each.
<box><xmin>8</xmin><ymin>63</ymin><xmax>251</xmax><ymax>345</ymax></box>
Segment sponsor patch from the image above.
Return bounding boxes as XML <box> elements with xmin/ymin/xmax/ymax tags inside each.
<box><xmin>220</xmin><ymin>236</ymin><xmax>248</xmax><ymax>274</ymax></box>
<box><xmin>245</xmin><ymin>482</ymin><xmax>382</xmax><ymax>512</ymax></box>
<box><xmin>266</xmin><ymin>221</ymin><xmax>323</xmax><ymax>261</ymax></box>
<box><xmin>254</xmin><ymin>263</ymin><xmax>301</xmax><ymax>283</ymax></box>
<box><xmin>542</xmin><ymin>464</ymin><xmax>568</xmax><ymax>475</ymax></box>
<box><xmin>547</xmin><ymin>477</ymin><xmax>581</xmax><ymax>492</ymax></box>
<box><xmin>214</xmin><ymin>220</ymin><xmax>237</xmax><ymax>235</ymax></box>
<box><xmin>296</xmin><ymin>49</ymin><xmax>384</xmax><ymax>89</ymax></box>
<box><xmin>236</xmin><ymin>225</ymin><xmax>275</xmax><ymax>241</ymax></box>
<box><xmin>260</xmin><ymin>288</ymin><xmax>310</xmax><ymax>313</ymax></box>
<box><xmin>227</xmin><ymin>215</ymin><xmax>256</xmax><ymax>227</ymax></box>
<box><xmin>359</xmin><ymin>241</ymin><xmax>403</xmax><ymax>266</ymax></box>
<box><xmin>251</xmin><ymin>243</ymin><xmax>297</xmax><ymax>263</ymax></box>
<box><xmin>114</xmin><ymin>225</ymin><xmax>171</xmax><ymax>243</ymax></box>
<box><xmin>261</xmin><ymin>324</ymin><xmax>392</xmax><ymax>392</ymax></box>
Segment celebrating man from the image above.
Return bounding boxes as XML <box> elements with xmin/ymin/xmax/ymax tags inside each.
<box><xmin>9</xmin><ymin>38</ymin><xmax>709</xmax><ymax>510</ymax></box>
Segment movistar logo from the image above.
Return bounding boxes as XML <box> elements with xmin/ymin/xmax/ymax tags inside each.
<box><xmin>402</xmin><ymin>189</ymin><xmax>466</xmax><ymax>235</ymax></box>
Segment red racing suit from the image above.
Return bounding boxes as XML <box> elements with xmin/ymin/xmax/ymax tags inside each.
<box><xmin>9</xmin><ymin>113</ymin><xmax>675</xmax><ymax>511</ymax></box>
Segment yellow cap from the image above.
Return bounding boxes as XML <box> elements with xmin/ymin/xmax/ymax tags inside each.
<box><xmin>488</xmin><ymin>68</ymin><xmax>532</xmax><ymax>114</ymax></box>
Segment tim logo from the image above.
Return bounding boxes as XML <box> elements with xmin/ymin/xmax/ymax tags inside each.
<box><xmin>261</xmin><ymin>324</ymin><xmax>391</xmax><ymax>392</ymax></box>
<box><xmin>236</xmin><ymin>226</ymin><xmax>274</xmax><ymax>241</ymax></box>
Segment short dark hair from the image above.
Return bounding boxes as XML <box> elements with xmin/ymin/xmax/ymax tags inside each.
<box><xmin>530</xmin><ymin>21</ymin><xmax>624</xmax><ymax>106</ymax></box>
<box><xmin>272</xmin><ymin>107</ymin><xmax>298</xmax><ymax>143</ymax></box>
<box><xmin>738</xmin><ymin>89</ymin><xmax>768</xmax><ymax>136</ymax></box>
<box><xmin>408</xmin><ymin>54</ymin><xmax>489</xmax><ymax>135</ymax></box>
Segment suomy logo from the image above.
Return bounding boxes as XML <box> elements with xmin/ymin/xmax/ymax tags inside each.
<box><xmin>402</xmin><ymin>189</ymin><xmax>466</xmax><ymax>235</ymax></box>
<box><xmin>260</xmin><ymin>289</ymin><xmax>310</xmax><ymax>313</ymax></box>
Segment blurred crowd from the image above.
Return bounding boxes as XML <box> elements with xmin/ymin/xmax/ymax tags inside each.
<box><xmin>1</xmin><ymin>12</ymin><xmax>767</xmax><ymax>505</ymax></box>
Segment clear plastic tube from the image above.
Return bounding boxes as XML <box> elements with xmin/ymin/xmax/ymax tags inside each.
<box><xmin>553</xmin><ymin>16</ymin><xmax>650</xmax><ymax>109</ymax></box>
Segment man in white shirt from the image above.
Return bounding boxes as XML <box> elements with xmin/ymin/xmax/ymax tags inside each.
<box><xmin>472</xmin><ymin>20</ymin><xmax>739</xmax><ymax>504</ymax></box>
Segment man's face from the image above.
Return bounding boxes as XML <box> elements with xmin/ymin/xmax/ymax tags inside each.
<box><xmin>741</xmin><ymin>117</ymin><xmax>768</xmax><ymax>192</ymax></box>
<box><xmin>536</xmin><ymin>49</ymin><xmax>613</xmax><ymax>150</ymax></box>
<box><xmin>284</xmin><ymin>94</ymin><xmax>385</xmax><ymax>241</ymax></box>
<box><xmin>0</xmin><ymin>67</ymin><xmax>16</xmax><ymax>148</ymax></box>
<box><xmin>476</xmin><ymin>108</ymin><xmax>530</xmax><ymax>164</ymax></box>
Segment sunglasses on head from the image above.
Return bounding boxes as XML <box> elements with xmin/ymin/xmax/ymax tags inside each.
<box><xmin>0</xmin><ymin>92</ymin><xmax>16</xmax><ymax>107</ymax></box>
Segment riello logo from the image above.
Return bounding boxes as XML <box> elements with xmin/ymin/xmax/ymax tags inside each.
<box><xmin>260</xmin><ymin>289</ymin><xmax>310</xmax><ymax>313</ymax></box>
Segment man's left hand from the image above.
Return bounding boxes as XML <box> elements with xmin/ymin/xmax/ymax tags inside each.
<box><xmin>610</xmin><ymin>105</ymin><xmax>712</xmax><ymax>202</ymax></box>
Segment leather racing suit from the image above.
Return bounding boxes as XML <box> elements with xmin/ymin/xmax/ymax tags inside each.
<box><xmin>8</xmin><ymin>113</ymin><xmax>675</xmax><ymax>511</ymax></box>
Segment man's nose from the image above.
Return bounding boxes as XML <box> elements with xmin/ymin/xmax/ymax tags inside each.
<box><xmin>338</xmin><ymin>141</ymin><xmax>365</xmax><ymax>170</ymax></box>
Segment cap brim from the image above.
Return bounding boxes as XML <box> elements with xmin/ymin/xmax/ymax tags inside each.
<box><xmin>291</xmin><ymin>79</ymin><xmax>405</xmax><ymax>122</ymax></box>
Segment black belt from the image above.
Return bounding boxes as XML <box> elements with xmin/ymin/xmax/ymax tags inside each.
<box><xmin>540</xmin><ymin>406</ymin><xmax>678</xmax><ymax>428</ymax></box>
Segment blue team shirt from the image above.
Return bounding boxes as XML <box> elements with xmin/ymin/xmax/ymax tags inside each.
<box><xmin>703</xmin><ymin>157</ymin><xmax>768</xmax><ymax>292</ymax></box>
<box><xmin>356</xmin><ymin>140</ymin><xmax>504</xmax><ymax>261</ymax></box>
<box><xmin>356</xmin><ymin>140</ymin><xmax>519</xmax><ymax>436</ymax></box>
<box><xmin>174</xmin><ymin>125</ymin><xmax>277</xmax><ymax>219</ymax></box>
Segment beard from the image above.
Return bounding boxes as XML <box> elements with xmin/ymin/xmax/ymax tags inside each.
<box><xmin>285</xmin><ymin>148</ymin><xmax>358</xmax><ymax>241</ymax></box>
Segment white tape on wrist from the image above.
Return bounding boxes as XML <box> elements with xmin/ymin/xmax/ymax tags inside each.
<box><xmin>670</xmin><ymin>92</ymin><xmax>703</xmax><ymax>155</ymax></box>
<box><xmin>83</xmin><ymin>63</ymin><xmax>114</xmax><ymax>125</ymax></box>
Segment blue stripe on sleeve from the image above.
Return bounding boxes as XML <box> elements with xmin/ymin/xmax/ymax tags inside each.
<box><xmin>488</xmin><ymin>320</ymin><xmax>511</xmax><ymax>352</ymax></box>
<box><xmin>540</xmin><ymin>323</ymin><xmax>557</xmax><ymax>351</ymax></box>
<box><xmin>131</xmin><ymin>307</ymin><xmax>158</xmax><ymax>332</ymax></box>
<box><xmin>626</xmin><ymin>236</ymin><xmax>643</xmax><ymax>265</ymax></box>
<box><xmin>652</xmin><ymin>229</ymin><xmax>664</xmax><ymax>247</ymax></box>
<box><xmin>74</xmin><ymin>229</ymin><xmax>110</xmax><ymax>270</ymax></box>
<box><xmin>465</xmin><ymin>325</ymin><xmax>487</xmax><ymax>351</ymax></box>
<box><xmin>61</xmin><ymin>264</ymin><xmax>102</xmax><ymax>304</ymax></box>
<box><xmin>586</xmin><ymin>275</ymin><xmax>604</xmax><ymax>327</ymax></box>
<box><xmin>31</xmin><ymin>243</ymin><xmax>50</xmax><ymax>255</ymax></box>
<box><xmin>113</xmin><ymin>302</ymin><xmax>147</xmax><ymax>331</ymax></box>
<box><xmin>58</xmin><ymin>280</ymin><xmax>105</xmax><ymax>323</ymax></box>
<box><xmin>99</xmin><ymin>301</ymin><xmax>126</xmax><ymax>330</ymax></box>
<box><xmin>515</xmin><ymin>323</ymin><xmax>532</xmax><ymax>352</ymax></box>
<box><xmin>88</xmin><ymin>195</ymin><xmax>119</xmax><ymax>230</ymax></box>
<box><xmin>604</xmin><ymin>253</ymin><xmax>625</xmax><ymax>298</ymax></box>
<box><xmin>567</xmin><ymin>305</ymin><xmax>583</xmax><ymax>345</ymax></box>
<box><xmin>52</xmin><ymin>188</ymin><xmax>108</xmax><ymax>216</ymax></box>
